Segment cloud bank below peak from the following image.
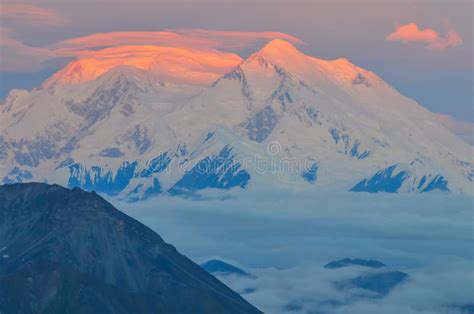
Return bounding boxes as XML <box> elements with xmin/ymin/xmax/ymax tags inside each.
<box><xmin>120</xmin><ymin>192</ymin><xmax>474</xmax><ymax>314</ymax></box>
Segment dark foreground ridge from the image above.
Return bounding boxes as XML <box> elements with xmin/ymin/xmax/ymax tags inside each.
<box><xmin>0</xmin><ymin>183</ymin><xmax>261</xmax><ymax>314</ymax></box>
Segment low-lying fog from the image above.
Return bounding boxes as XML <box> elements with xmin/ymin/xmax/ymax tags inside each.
<box><xmin>117</xmin><ymin>191</ymin><xmax>473</xmax><ymax>313</ymax></box>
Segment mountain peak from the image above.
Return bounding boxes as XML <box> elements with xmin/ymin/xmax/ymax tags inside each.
<box><xmin>243</xmin><ymin>38</ymin><xmax>306</xmax><ymax>72</ymax></box>
<box><xmin>253</xmin><ymin>39</ymin><xmax>304</xmax><ymax>63</ymax></box>
<box><xmin>260</xmin><ymin>39</ymin><xmax>301</xmax><ymax>55</ymax></box>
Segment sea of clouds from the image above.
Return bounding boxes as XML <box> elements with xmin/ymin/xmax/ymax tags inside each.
<box><xmin>117</xmin><ymin>191</ymin><xmax>473</xmax><ymax>314</ymax></box>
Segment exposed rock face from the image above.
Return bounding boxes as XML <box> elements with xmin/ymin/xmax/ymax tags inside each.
<box><xmin>0</xmin><ymin>183</ymin><xmax>261</xmax><ymax>314</ymax></box>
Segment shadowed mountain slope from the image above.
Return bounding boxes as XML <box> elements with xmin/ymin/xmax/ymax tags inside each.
<box><xmin>0</xmin><ymin>183</ymin><xmax>261</xmax><ymax>314</ymax></box>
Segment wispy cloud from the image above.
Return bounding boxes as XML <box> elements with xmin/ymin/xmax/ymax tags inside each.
<box><xmin>0</xmin><ymin>29</ymin><xmax>303</xmax><ymax>72</ymax></box>
<box><xmin>2</xmin><ymin>3</ymin><xmax>68</xmax><ymax>27</ymax></box>
<box><xmin>0</xmin><ymin>3</ymin><xmax>69</xmax><ymax>71</ymax></box>
<box><xmin>386</xmin><ymin>23</ymin><xmax>462</xmax><ymax>50</ymax></box>
<box><xmin>434</xmin><ymin>113</ymin><xmax>474</xmax><ymax>145</ymax></box>
<box><xmin>0</xmin><ymin>27</ymin><xmax>58</xmax><ymax>72</ymax></box>
<box><xmin>169</xmin><ymin>29</ymin><xmax>304</xmax><ymax>50</ymax></box>
<box><xmin>53</xmin><ymin>30</ymin><xmax>304</xmax><ymax>52</ymax></box>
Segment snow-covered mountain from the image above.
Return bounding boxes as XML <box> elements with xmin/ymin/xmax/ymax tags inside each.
<box><xmin>1</xmin><ymin>39</ymin><xmax>472</xmax><ymax>199</ymax></box>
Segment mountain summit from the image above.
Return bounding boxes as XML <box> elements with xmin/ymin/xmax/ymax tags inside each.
<box><xmin>249</xmin><ymin>39</ymin><xmax>377</xmax><ymax>88</ymax></box>
<box><xmin>42</xmin><ymin>45</ymin><xmax>243</xmax><ymax>88</ymax></box>
<box><xmin>0</xmin><ymin>40</ymin><xmax>472</xmax><ymax>199</ymax></box>
<box><xmin>257</xmin><ymin>39</ymin><xmax>303</xmax><ymax>58</ymax></box>
<box><xmin>0</xmin><ymin>183</ymin><xmax>261</xmax><ymax>313</ymax></box>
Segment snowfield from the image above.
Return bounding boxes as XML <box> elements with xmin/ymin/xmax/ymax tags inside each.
<box><xmin>1</xmin><ymin>39</ymin><xmax>472</xmax><ymax>199</ymax></box>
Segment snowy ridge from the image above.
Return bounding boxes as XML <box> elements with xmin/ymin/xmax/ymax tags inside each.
<box><xmin>1</xmin><ymin>39</ymin><xmax>472</xmax><ymax>199</ymax></box>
